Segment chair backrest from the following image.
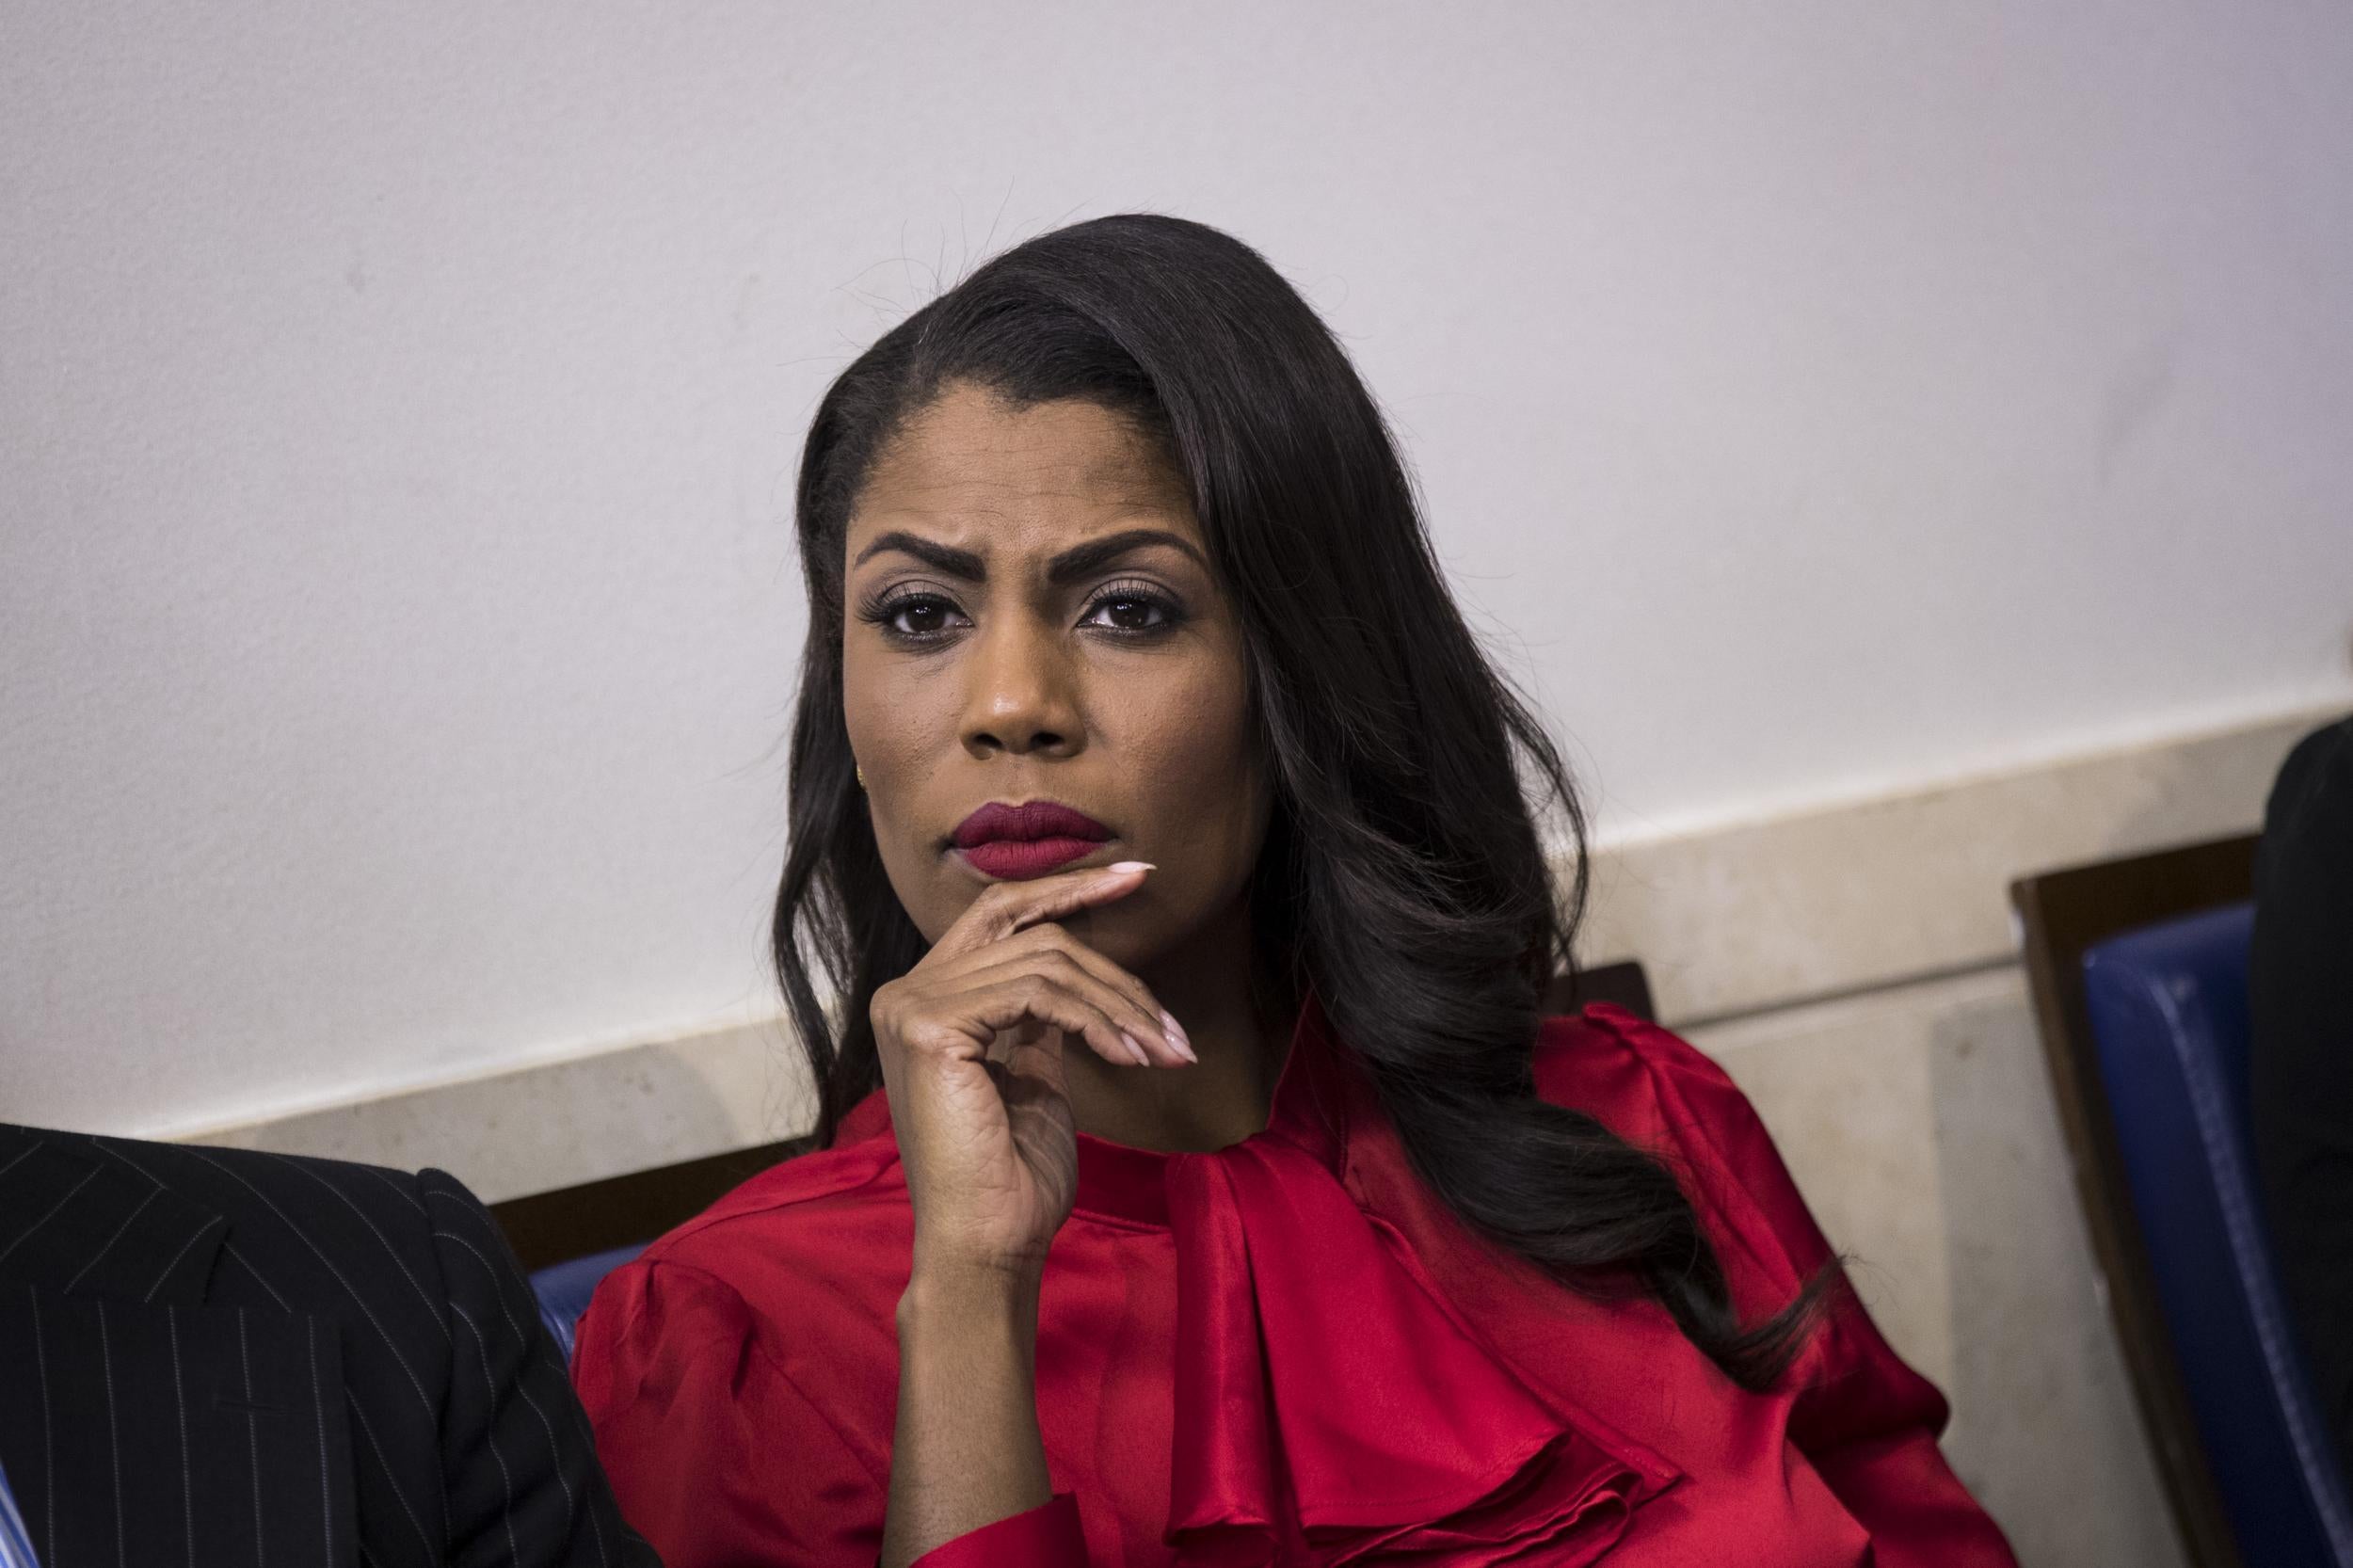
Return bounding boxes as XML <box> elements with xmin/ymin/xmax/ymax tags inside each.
<box><xmin>2013</xmin><ymin>831</ymin><xmax>2350</xmax><ymax>1568</ymax></box>
<box><xmin>495</xmin><ymin>1132</ymin><xmax>816</xmax><ymax>1272</ymax></box>
<box><xmin>1546</xmin><ymin>957</ymin><xmax>1654</xmax><ymax>1023</ymax></box>
<box><xmin>530</xmin><ymin>1242</ymin><xmax>648</xmax><ymax>1364</ymax></box>
<box><xmin>2085</xmin><ymin>904</ymin><xmax>2353</xmax><ymax>1566</ymax></box>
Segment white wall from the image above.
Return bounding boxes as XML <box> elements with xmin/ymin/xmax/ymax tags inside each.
<box><xmin>5</xmin><ymin>1</ymin><xmax>2350</xmax><ymax>1136</ymax></box>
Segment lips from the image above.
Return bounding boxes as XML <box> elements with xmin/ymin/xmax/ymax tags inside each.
<box><xmin>952</xmin><ymin>799</ymin><xmax>1113</xmax><ymax>881</ymax></box>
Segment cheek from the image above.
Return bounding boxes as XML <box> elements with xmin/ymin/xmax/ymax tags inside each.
<box><xmin>1115</xmin><ymin>664</ymin><xmax>1266</xmax><ymax>888</ymax></box>
<box><xmin>841</xmin><ymin>646</ymin><xmax>946</xmax><ymax>777</ymax></box>
<box><xmin>840</xmin><ymin>645</ymin><xmax>889</xmax><ymax>744</ymax></box>
<box><xmin>840</xmin><ymin>648</ymin><xmax>956</xmax><ymax>936</ymax></box>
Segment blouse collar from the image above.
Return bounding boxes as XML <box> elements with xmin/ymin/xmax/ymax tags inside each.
<box><xmin>1071</xmin><ymin>983</ymin><xmax>1349</xmax><ymax>1227</ymax></box>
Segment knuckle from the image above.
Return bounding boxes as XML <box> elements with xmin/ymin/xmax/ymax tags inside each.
<box><xmin>961</xmin><ymin>888</ymin><xmax>1009</xmax><ymax>932</ymax></box>
<box><xmin>902</xmin><ymin>1019</ymin><xmax>957</xmax><ymax>1057</ymax></box>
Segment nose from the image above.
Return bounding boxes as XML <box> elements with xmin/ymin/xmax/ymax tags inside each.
<box><xmin>959</xmin><ymin>604</ymin><xmax>1081</xmax><ymax>762</ymax></box>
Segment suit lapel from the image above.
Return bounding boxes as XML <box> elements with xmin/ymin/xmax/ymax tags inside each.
<box><xmin>0</xmin><ymin>1128</ymin><xmax>360</xmax><ymax>1568</ymax></box>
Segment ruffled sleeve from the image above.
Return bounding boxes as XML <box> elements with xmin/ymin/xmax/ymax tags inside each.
<box><xmin>1561</xmin><ymin>1004</ymin><xmax>2020</xmax><ymax>1567</ymax></box>
<box><xmin>571</xmin><ymin>1256</ymin><xmax>887</xmax><ymax>1566</ymax></box>
<box><xmin>576</xmin><ymin>1256</ymin><xmax>1094</xmax><ymax>1567</ymax></box>
<box><xmin>909</xmin><ymin>1493</ymin><xmax>1088</xmax><ymax>1566</ymax></box>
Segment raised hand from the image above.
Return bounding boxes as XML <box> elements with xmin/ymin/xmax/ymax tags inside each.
<box><xmin>869</xmin><ymin>858</ymin><xmax>1193</xmax><ymax>1282</ymax></box>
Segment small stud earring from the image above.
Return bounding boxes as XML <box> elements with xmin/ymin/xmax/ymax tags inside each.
<box><xmin>855</xmin><ymin>764</ymin><xmax>866</xmax><ymax>790</ymax></box>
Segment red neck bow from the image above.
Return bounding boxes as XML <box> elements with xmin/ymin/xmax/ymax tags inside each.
<box><xmin>1077</xmin><ymin>988</ymin><xmax>1679</xmax><ymax>1567</ymax></box>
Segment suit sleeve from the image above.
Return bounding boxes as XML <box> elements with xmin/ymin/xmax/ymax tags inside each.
<box><xmin>1589</xmin><ymin>1010</ymin><xmax>2020</xmax><ymax>1567</ymax></box>
<box><xmin>418</xmin><ymin>1170</ymin><xmax>662</xmax><ymax>1568</ymax></box>
<box><xmin>2250</xmin><ymin>713</ymin><xmax>2353</xmax><ymax>1470</ymax></box>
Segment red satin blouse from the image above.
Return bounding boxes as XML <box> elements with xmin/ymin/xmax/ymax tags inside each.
<box><xmin>571</xmin><ymin>992</ymin><xmax>2019</xmax><ymax>1566</ymax></box>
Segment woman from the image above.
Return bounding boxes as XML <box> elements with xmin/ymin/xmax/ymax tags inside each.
<box><xmin>572</xmin><ymin>214</ymin><xmax>2017</xmax><ymax>1566</ymax></box>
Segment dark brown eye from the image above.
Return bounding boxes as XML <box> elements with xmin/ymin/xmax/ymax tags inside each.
<box><xmin>856</xmin><ymin>591</ymin><xmax>968</xmax><ymax>643</ymax></box>
<box><xmin>1088</xmin><ymin>595</ymin><xmax>1165</xmax><ymax>632</ymax></box>
<box><xmin>895</xmin><ymin>600</ymin><xmax>952</xmax><ymax>634</ymax></box>
<box><xmin>1081</xmin><ymin>583</ymin><xmax>1182</xmax><ymax>635</ymax></box>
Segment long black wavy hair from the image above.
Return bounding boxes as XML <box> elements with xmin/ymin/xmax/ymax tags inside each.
<box><xmin>770</xmin><ymin>212</ymin><xmax>1828</xmax><ymax>1392</ymax></box>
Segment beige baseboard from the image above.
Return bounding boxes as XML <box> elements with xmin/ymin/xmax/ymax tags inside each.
<box><xmin>1578</xmin><ymin>701</ymin><xmax>2337</xmax><ymax>1026</ymax></box>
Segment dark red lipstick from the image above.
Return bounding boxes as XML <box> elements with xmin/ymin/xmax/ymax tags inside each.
<box><xmin>952</xmin><ymin>799</ymin><xmax>1114</xmax><ymax>880</ymax></box>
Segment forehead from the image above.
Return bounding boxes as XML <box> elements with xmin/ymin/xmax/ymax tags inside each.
<box><xmin>847</xmin><ymin>383</ymin><xmax>1195</xmax><ymax>553</ymax></box>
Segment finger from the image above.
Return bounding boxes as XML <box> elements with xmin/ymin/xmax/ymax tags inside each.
<box><xmin>1004</xmin><ymin>924</ymin><xmax>1191</xmax><ymax>1064</ymax></box>
<box><xmin>885</xmin><ymin>1017</ymin><xmax>1008</xmax><ymax>1158</ymax></box>
<box><xmin>936</xmin><ymin>859</ymin><xmax>1156</xmax><ymax>960</ymax></box>
<box><xmin>991</xmin><ymin>1049</ymin><xmax>1079</xmax><ymax>1218</ymax></box>
<box><xmin>959</xmin><ymin>949</ymin><xmax>1187</xmax><ymax>1067</ymax></box>
<box><xmin>891</xmin><ymin>1016</ymin><xmax>1048</xmax><ymax>1160</ymax></box>
<box><xmin>923</xmin><ymin>972</ymin><xmax>1152</xmax><ymax>1074</ymax></box>
<box><xmin>994</xmin><ymin>1022</ymin><xmax>1073</xmax><ymax>1106</ymax></box>
<box><xmin>975</xmin><ymin>938</ymin><xmax>1188</xmax><ymax>1065</ymax></box>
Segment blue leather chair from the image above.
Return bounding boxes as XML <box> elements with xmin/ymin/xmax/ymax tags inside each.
<box><xmin>2084</xmin><ymin>902</ymin><xmax>2353</xmax><ymax>1566</ymax></box>
<box><xmin>530</xmin><ymin>1242</ymin><xmax>647</xmax><ymax>1364</ymax></box>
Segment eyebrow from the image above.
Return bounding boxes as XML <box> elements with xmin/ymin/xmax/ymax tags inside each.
<box><xmin>850</xmin><ymin>526</ymin><xmax>1208</xmax><ymax>585</ymax></box>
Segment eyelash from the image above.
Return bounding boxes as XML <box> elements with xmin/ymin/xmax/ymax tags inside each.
<box><xmin>854</xmin><ymin>580</ymin><xmax>1185</xmax><ymax>646</ymax></box>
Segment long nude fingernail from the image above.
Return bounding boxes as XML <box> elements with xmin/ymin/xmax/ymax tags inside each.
<box><xmin>1160</xmin><ymin>1010</ymin><xmax>1195</xmax><ymax>1063</ymax></box>
<box><xmin>1120</xmin><ymin>1032</ymin><xmax>1152</xmax><ymax>1066</ymax></box>
<box><xmin>1109</xmin><ymin>860</ymin><xmax>1156</xmax><ymax>873</ymax></box>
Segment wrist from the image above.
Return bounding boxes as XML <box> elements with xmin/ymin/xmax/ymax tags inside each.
<box><xmin>904</xmin><ymin>1240</ymin><xmax>1046</xmax><ymax>1303</ymax></box>
<box><xmin>884</xmin><ymin>1261</ymin><xmax>1052</xmax><ymax>1568</ymax></box>
<box><xmin>900</xmin><ymin>1258</ymin><xmax>1044</xmax><ymax>1339</ymax></box>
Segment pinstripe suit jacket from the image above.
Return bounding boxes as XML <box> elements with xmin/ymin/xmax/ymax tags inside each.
<box><xmin>0</xmin><ymin>1124</ymin><xmax>660</xmax><ymax>1568</ymax></box>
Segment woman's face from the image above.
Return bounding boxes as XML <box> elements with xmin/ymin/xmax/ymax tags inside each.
<box><xmin>840</xmin><ymin>381</ymin><xmax>1273</xmax><ymax>969</ymax></box>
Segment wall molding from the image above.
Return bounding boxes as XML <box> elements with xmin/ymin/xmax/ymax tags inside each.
<box><xmin>1575</xmin><ymin>699</ymin><xmax>2340</xmax><ymax>1026</ymax></box>
<box><xmin>188</xmin><ymin>697</ymin><xmax>2347</xmax><ymax>1204</ymax></box>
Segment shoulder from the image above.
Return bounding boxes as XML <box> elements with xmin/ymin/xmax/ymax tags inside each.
<box><xmin>1531</xmin><ymin>1002</ymin><xmax>1762</xmax><ymax>1157</ymax></box>
<box><xmin>40</xmin><ymin>1132</ymin><xmax>485</xmax><ymax>1418</ymax></box>
<box><xmin>1531</xmin><ymin>1004</ymin><xmax>1829</xmax><ymax>1303</ymax></box>
<box><xmin>75</xmin><ymin>1127</ymin><xmax>431</xmax><ymax>1220</ymax></box>
<box><xmin>2258</xmin><ymin>712</ymin><xmax>2353</xmax><ymax>926</ymax></box>
<box><xmin>571</xmin><ymin>1129</ymin><xmax>909</xmax><ymax>1481</ymax></box>
<box><xmin>138</xmin><ymin>1144</ymin><xmax>534</xmax><ymax>1350</ymax></box>
<box><xmin>577</xmin><ymin>1126</ymin><xmax>911</xmax><ymax>1370</ymax></box>
<box><xmin>637</xmin><ymin>1122</ymin><xmax>909</xmax><ymax>1275</ymax></box>
<box><xmin>87</xmin><ymin>1137</ymin><xmax>545</xmax><ymax>1377</ymax></box>
<box><xmin>2272</xmin><ymin>711</ymin><xmax>2353</xmax><ymax>801</ymax></box>
<box><xmin>74</xmin><ymin>1129</ymin><xmax>445</xmax><ymax>1279</ymax></box>
<box><xmin>2264</xmin><ymin>711</ymin><xmax>2353</xmax><ymax>849</ymax></box>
